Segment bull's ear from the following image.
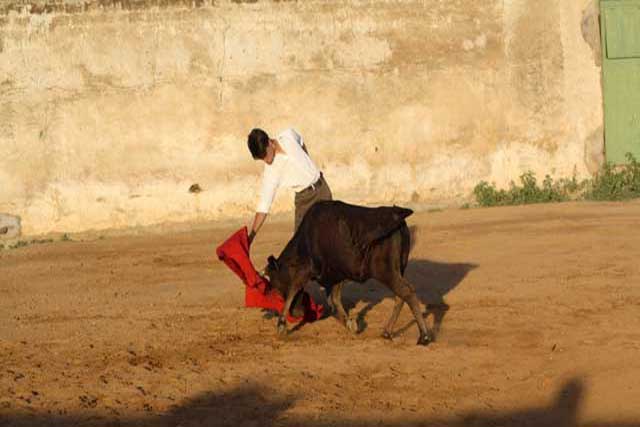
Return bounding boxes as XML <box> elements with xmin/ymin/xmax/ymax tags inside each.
<box><xmin>267</xmin><ymin>255</ymin><xmax>279</xmax><ymax>271</ymax></box>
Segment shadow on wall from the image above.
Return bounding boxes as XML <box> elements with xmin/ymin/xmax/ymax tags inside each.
<box><xmin>0</xmin><ymin>213</ymin><xmax>21</xmax><ymax>239</ymax></box>
<box><xmin>1</xmin><ymin>378</ymin><xmax>636</xmax><ymax>427</ymax></box>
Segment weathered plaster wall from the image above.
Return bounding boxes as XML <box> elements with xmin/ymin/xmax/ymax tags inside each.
<box><xmin>0</xmin><ymin>0</ymin><xmax>604</xmax><ymax>235</ymax></box>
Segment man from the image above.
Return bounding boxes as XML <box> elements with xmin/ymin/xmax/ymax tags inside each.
<box><xmin>247</xmin><ymin>127</ymin><xmax>332</xmax><ymax>245</ymax></box>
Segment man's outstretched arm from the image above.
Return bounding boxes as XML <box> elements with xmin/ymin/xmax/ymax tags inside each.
<box><xmin>249</xmin><ymin>212</ymin><xmax>268</xmax><ymax>245</ymax></box>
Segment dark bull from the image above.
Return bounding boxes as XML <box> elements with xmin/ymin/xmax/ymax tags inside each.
<box><xmin>264</xmin><ymin>200</ymin><xmax>431</xmax><ymax>345</ymax></box>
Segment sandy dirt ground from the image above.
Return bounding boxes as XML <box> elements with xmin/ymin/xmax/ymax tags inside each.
<box><xmin>1</xmin><ymin>201</ymin><xmax>640</xmax><ymax>427</ymax></box>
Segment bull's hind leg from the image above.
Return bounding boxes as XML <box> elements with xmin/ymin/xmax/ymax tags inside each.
<box><xmin>382</xmin><ymin>296</ymin><xmax>405</xmax><ymax>340</ymax></box>
<box><xmin>331</xmin><ymin>281</ymin><xmax>358</xmax><ymax>333</ymax></box>
<box><xmin>389</xmin><ymin>277</ymin><xmax>432</xmax><ymax>346</ymax></box>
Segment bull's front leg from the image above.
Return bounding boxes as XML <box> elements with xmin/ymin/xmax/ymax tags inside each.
<box><xmin>277</xmin><ymin>286</ymin><xmax>298</xmax><ymax>336</ymax></box>
<box><xmin>330</xmin><ymin>281</ymin><xmax>358</xmax><ymax>333</ymax></box>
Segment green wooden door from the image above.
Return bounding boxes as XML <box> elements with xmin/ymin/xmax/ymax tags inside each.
<box><xmin>601</xmin><ymin>0</ymin><xmax>640</xmax><ymax>164</ymax></box>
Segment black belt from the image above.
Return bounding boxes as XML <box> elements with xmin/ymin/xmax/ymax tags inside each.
<box><xmin>297</xmin><ymin>173</ymin><xmax>323</xmax><ymax>195</ymax></box>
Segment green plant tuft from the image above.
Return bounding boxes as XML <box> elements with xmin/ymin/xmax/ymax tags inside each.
<box><xmin>473</xmin><ymin>173</ymin><xmax>575</xmax><ymax>207</ymax></box>
<box><xmin>584</xmin><ymin>153</ymin><xmax>640</xmax><ymax>201</ymax></box>
<box><xmin>473</xmin><ymin>153</ymin><xmax>640</xmax><ymax>207</ymax></box>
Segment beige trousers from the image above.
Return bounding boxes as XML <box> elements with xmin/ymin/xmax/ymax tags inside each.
<box><xmin>294</xmin><ymin>174</ymin><xmax>332</xmax><ymax>232</ymax></box>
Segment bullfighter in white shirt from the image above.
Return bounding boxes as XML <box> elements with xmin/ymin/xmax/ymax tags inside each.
<box><xmin>246</xmin><ymin>127</ymin><xmax>333</xmax><ymax>245</ymax></box>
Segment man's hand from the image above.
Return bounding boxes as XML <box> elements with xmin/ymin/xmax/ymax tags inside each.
<box><xmin>249</xmin><ymin>212</ymin><xmax>267</xmax><ymax>246</ymax></box>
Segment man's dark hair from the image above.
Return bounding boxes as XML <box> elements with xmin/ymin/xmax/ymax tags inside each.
<box><xmin>247</xmin><ymin>128</ymin><xmax>270</xmax><ymax>160</ymax></box>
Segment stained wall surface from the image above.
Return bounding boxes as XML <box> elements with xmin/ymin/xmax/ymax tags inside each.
<box><xmin>0</xmin><ymin>0</ymin><xmax>604</xmax><ymax>235</ymax></box>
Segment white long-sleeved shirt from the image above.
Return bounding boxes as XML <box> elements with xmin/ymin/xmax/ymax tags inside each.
<box><xmin>256</xmin><ymin>128</ymin><xmax>321</xmax><ymax>214</ymax></box>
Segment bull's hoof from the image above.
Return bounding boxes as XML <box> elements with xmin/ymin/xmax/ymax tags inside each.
<box><xmin>417</xmin><ymin>333</ymin><xmax>432</xmax><ymax>346</ymax></box>
<box><xmin>277</xmin><ymin>320</ymin><xmax>287</xmax><ymax>336</ymax></box>
<box><xmin>346</xmin><ymin>318</ymin><xmax>359</xmax><ymax>334</ymax></box>
<box><xmin>382</xmin><ymin>331</ymin><xmax>393</xmax><ymax>341</ymax></box>
<box><xmin>325</xmin><ymin>299</ymin><xmax>336</xmax><ymax>316</ymax></box>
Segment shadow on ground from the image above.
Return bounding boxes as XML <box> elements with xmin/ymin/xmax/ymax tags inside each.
<box><xmin>1</xmin><ymin>378</ymin><xmax>637</xmax><ymax>427</ymax></box>
<box><xmin>340</xmin><ymin>258</ymin><xmax>478</xmax><ymax>338</ymax></box>
<box><xmin>300</xmin><ymin>226</ymin><xmax>477</xmax><ymax>338</ymax></box>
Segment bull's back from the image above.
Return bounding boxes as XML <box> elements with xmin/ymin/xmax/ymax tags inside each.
<box><xmin>300</xmin><ymin>200</ymin><xmax>413</xmax><ymax>282</ymax></box>
<box><xmin>304</xmin><ymin>201</ymin><xmax>412</xmax><ymax>234</ymax></box>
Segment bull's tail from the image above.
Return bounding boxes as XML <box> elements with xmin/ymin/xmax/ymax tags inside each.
<box><xmin>392</xmin><ymin>206</ymin><xmax>414</xmax><ymax>222</ymax></box>
<box><xmin>400</xmin><ymin>223</ymin><xmax>411</xmax><ymax>275</ymax></box>
<box><xmin>361</xmin><ymin>205</ymin><xmax>414</xmax><ymax>248</ymax></box>
<box><xmin>393</xmin><ymin>207</ymin><xmax>413</xmax><ymax>275</ymax></box>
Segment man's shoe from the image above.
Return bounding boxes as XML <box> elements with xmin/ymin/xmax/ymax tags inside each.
<box><xmin>261</xmin><ymin>309</ymin><xmax>279</xmax><ymax>320</ymax></box>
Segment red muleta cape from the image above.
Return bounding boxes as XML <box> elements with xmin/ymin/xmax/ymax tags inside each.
<box><xmin>215</xmin><ymin>227</ymin><xmax>323</xmax><ymax>323</ymax></box>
